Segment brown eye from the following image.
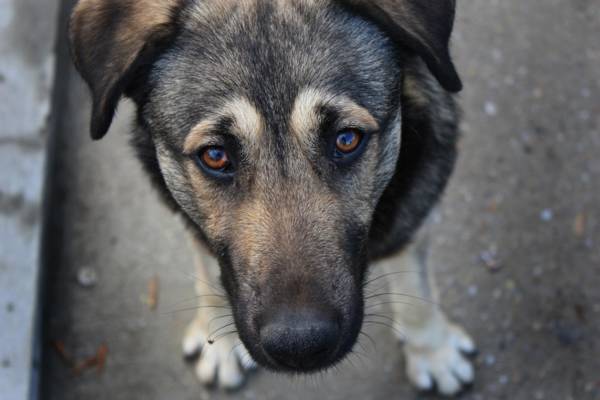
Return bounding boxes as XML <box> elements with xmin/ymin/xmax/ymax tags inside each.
<box><xmin>335</xmin><ymin>129</ymin><xmax>363</xmax><ymax>155</ymax></box>
<box><xmin>200</xmin><ymin>146</ymin><xmax>230</xmax><ymax>171</ymax></box>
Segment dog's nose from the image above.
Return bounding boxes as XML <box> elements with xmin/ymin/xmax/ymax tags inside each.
<box><xmin>259</xmin><ymin>308</ymin><xmax>340</xmax><ymax>370</ymax></box>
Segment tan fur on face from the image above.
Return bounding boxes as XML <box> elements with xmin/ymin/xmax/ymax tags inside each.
<box><xmin>232</xmin><ymin>188</ymin><xmax>342</xmax><ymax>276</ymax></box>
<box><xmin>290</xmin><ymin>87</ymin><xmax>380</xmax><ymax>147</ymax></box>
<box><xmin>184</xmin><ymin>97</ymin><xmax>265</xmax><ymax>154</ymax></box>
<box><xmin>403</xmin><ymin>74</ymin><xmax>429</xmax><ymax>107</ymax></box>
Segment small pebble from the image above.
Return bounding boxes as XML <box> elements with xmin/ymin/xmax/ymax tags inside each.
<box><xmin>484</xmin><ymin>101</ymin><xmax>498</xmax><ymax>116</ymax></box>
<box><xmin>1</xmin><ymin>358</ymin><xmax>10</xmax><ymax>368</ymax></box>
<box><xmin>580</xmin><ymin>88</ymin><xmax>591</xmax><ymax>98</ymax></box>
<box><xmin>517</xmin><ymin>66</ymin><xmax>528</xmax><ymax>76</ymax></box>
<box><xmin>77</xmin><ymin>267</ymin><xmax>98</xmax><ymax>288</ymax></box>
<box><xmin>467</xmin><ymin>285</ymin><xmax>479</xmax><ymax>297</ymax></box>
<box><xmin>579</xmin><ymin>110</ymin><xmax>591</xmax><ymax>121</ymax></box>
<box><xmin>6</xmin><ymin>303</ymin><xmax>14</xmax><ymax>313</ymax></box>
<box><xmin>505</xmin><ymin>280</ymin><xmax>516</xmax><ymax>291</ymax></box>
<box><xmin>243</xmin><ymin>391</ymin><xmax>258</xmax><ymax>400</ymax></box>
<box><xmin>480</xmin><ymin>248</ymin><xmax>501</xmax><ymax>271</ymax></box>
<box><xmin>540</xmin><ymin>209</ymin><xmax>553</xmax><ymax>222</ymax></box>
<box><xmin>532</xmin><ymin>266</ymin><xmax>543</xmax><ymax>277</ymax></box>
<box><xmin>484</xmin><ymin>354</ymin><xmax>496</xmax><ymax>366</ymax></box>
<box><xmin>534</xmin><ymin>390</ymin><xmax>545</xmax><ymax>400</ymax></box>
<box><xmin>581</xmin><ymin>172</ymin><xmax>591</xmax><ymax>183</ymax></box>
<box><xmin>499</xmin><ymin>375</ymin><xmax>509</xmax><ymax>385</ymax></box>
<box><xmin>553</xmin><ymin>321</ymin><xmax>582</xmax><ymax>346</ymax></box>
<box><xmin>584</xmin><ymin>382</ymin><xmax>595</xmax><ymax>392</ymax></box>
<box><xmin>431</xmin><ymin>211</ymin><xmax>443</xmax><ymax>224</ymax></box>
<box><xmin>491</xmin><ymin>48</ymin><xmax>503</xmax><ymax>62</ymax></box>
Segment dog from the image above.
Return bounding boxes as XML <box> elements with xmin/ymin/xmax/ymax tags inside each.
<box><xmin>69</xmin><ymin>0</ymin><xmax>475</xmax><ymax>396</ymax></box>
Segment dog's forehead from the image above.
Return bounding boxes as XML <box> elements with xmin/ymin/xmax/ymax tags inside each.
<box><xmin>150</xmin><ymin>0</ymin><xmax>398</xmax><ymax>143</ymax></box>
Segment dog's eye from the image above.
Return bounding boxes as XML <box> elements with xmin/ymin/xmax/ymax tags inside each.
<box><xmin>199</xmin><ymin>146</ymin><xmax>231</xmax><ymax>172</ymax></box>
<box><xmin>334</xmin><ymin>129</ymin><xmax>363</xmax><ymax>157</ymax></box>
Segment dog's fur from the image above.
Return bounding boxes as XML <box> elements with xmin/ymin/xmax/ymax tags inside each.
<box><xmin>69</xmin><ymin>0</ymin><xmax>475</xmax><ymax>395</ymax></box>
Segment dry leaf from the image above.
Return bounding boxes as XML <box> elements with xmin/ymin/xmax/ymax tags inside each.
<box><xmin>574</xmin><ymin>212</ymin><xmax>586</xmax><ymax>237</ymax></box>
<box><xmin>52</xmin><ymin>340</ymin><xmax>74</xmax><ymax>367</ymax></box>
<box><xmin>147</xmin><ymin>275</ymin><xmax>159</xmax><ymax>311</ymax></box>
<box><xmin>96</xmin><ymin>344</ymin><xmax>108</xmax><ymax>373</ymax></box>
<box><xmin>53</xmin><ymin>341</ymin><xmax>108</xmax><ymax>376</ymax></box>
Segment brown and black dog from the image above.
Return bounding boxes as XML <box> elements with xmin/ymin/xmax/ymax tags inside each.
<box><xmin>69</xmin><ymin>0</ymin><xmax>475</xmax><ymax>396</ymax></box>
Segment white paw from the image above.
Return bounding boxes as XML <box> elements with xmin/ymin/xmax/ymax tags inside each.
<box><xmin>404</xmin><ymin>323</ymin><xmax>476</xmax><ymax>396</ymax></box>
<box><xmin>183</xmin><ymin>318</ymin><xmax>257</xmax><ymax>390</ymax></box>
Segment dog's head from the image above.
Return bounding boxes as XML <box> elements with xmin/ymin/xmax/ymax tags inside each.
<box><xmin>70</xmin><ymin>0</ymin><xmax>460</xmax><ymax>372</ymax></box>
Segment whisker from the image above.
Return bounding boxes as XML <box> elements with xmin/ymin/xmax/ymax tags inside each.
<box><xmin>365</xmin><ymin>300</ymin><xmax>415</xmax><ymax>309</ymax></box>
<box><xmin>354</xmin><ymin>339</ymin><xmax>368</xmax><ymax>355</ymax></box>
<box><xmin>344</xmin><ymin>353</ymin><xmax>358</xmax><ymax>370</ymax></box>
<box><xmin>362</xmin><ymin>270</ymin><xmax>418</xmax><ymax>287</ymax></box>
<box><xmin>364</xmin><ymin>320</ymin><xmax>406</xmax><ymax>339</ymax></box>
<box><xmin>208</xmin><ymin>322</ymin><xmax>236</xmax><ymax>342</ymax></box>
<box><xmin>182</xmin><ymin>272</ymin><xmax>225</xmax><ymax>295</ymax></box>
<box><xmin>364</xmin><ymin>313</ymin><xmax>398</xmax><ymax>324</ymax></box>
<box><xmin>366</xmin><ymin>314</ymin><xmax>402</xmax><ymax>329</ymax></box>
<box><xmin>207</xmin><ymin>314</ymin><xmax>233</xmax><ymax>331</ymax></box>
<box><xmin>353</xmin><ymin>351</ymin><xmax>370</xmax><ymax>369</ymax></box>
<box><xmin>364</xmin><ymin>292</ymin><xmax>438</xmax><ymax>306</ymax></box>
<box><xmin>359</xmin><ymin>331</ymin><xmax>377</xmax><ymax>350</ymax></box>
<box><xmin>166</xmin><ymin>294</ymin><xmax>227</xmax><ymax>309</ymax></box>
<box><xmin>364</xmin><ymin>282</ymin><xmax>390</xmax><ymax>297</ymax></box>
<box><xmin>207</xmin><ymin>330</ymin><xmax>238</xmax><ymax>345</ymax></box>
<box><xmin>160</xmin><ymin>305</ymin><xmax>231</xmax><ymax>315</ymax></box>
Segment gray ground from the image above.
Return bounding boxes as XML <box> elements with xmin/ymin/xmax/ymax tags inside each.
<box><xmin>41</xmin><ymin>1</ymin><xmax>600</xmax><ymax>399</ymax></box>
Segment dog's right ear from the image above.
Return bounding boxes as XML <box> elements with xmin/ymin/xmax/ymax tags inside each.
<box><xmin>339</xmin><ymin>0</ymin><xmax>462</xmax><ymax>93</ymax></box>
<box><xmin>69</xmin><ymin>0</ymin><xmax>183</xmax><ymax>140</ymax></box>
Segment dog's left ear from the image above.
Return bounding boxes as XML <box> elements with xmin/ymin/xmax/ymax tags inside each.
<box><xmin>69</xmin><ymin>0</ymin><xmax>183</xmax><ymax>140</ymax></box>
<box><xmin>339</xmin><ymin>0</ymin><xmax>462</xmax><ymax>92</ymax></box>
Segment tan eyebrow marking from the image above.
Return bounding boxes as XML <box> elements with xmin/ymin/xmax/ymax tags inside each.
<box><xmin>184</xmin><ymin>119</ymin><xmax>217</xmax><ymax>155</ymax></box>
<box><xmin>290</xmin><ymin>87</ymin><xmax>380</xmax><ymax>146</ymax></box>
<box><xmin>183</xmin><ymin>96</ymin><xmax>265</xmax><ymax>154</ymax></box>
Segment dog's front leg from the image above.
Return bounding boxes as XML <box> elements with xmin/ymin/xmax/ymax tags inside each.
<box><xmin>182</xmin><ymin>234</ymin><xmax>256</xmax><ymax>389</ymax></box>
<box><xmin>378</xmin><ymin>238</ymin><xmax>476</xmax><ymax>396</ymax></box>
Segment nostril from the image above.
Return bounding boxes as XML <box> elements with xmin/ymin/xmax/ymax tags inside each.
<box><xmin>260</xmin><ymin>308</ymin><xmax>340</xmax><ymax>370</ymax></box>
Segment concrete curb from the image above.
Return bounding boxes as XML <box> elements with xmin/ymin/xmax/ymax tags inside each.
<box><xmin>0</xmin><ymin>0</ymin><xmax>61</xmax><ymax>399</ymax></box>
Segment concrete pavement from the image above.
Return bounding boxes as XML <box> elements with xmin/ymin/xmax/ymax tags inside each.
<box><xmin>0</xmin><ymin>1</ymin><xmax>60</xmax><ymax>399</ymax></box>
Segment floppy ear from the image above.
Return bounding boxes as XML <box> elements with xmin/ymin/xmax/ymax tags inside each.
<box><xmin>69</xmin><ymin>0</ymin><xmax>183</xmax><ymax>139</ymax></box>
<box><xmin>339</xmin><ymin>0</ymin><xmax>462</xmax><ymax>92</ymax></box>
